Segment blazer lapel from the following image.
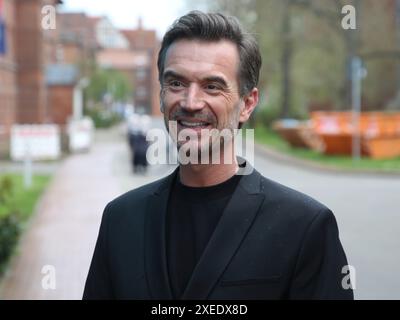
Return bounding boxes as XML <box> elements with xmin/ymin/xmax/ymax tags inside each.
<box><xmin>181</xmin><ymin>167</ymin><xmax>266</xmax><ymax>300</ymax></box>
<box><xmin>144</xmin><ymin>168</ymin><xmax>178</xmax><ymax>299</ymax></box>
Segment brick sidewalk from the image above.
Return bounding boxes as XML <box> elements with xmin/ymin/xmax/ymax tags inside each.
<box><xmin>0</xmin><ymin>127</ymin><xmax>127</xmax><ymax>299</ymax></box>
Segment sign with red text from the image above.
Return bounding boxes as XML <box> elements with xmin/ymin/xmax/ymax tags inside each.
<box><xmin>10</xmin><ymin>124</ymin><xmax>61</xmax><ymax>161</ymax></box>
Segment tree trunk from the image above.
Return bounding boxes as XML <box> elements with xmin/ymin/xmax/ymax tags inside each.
<box><xmin>280</xmin><ymin>0</ymin><xmax>293</xmax><ymax>118</ymax></box>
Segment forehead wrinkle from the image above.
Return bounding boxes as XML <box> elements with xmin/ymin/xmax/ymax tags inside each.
<box><xmin>164</xmin><ymin>39</ymin><xmax>239</xmax><ymax>84</ymax></box>
<box><xmin>166</xmin><ymin>55</ymin><xmax>236</xmax><ymax>77</ymax></box>
<box><xmin>163</xmin><ymin>66</ymin><xmax>230</xmax><ymax>86</ymax></box>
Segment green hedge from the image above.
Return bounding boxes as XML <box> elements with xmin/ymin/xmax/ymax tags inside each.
<box><xmin>0</xmin><ymin>176</ymin><xmax>20</xmax><ymax>274</ymax></box>
<box><xmin>0</xmin><ymin>174</ymin><xmax>50</xmax><ymax>274</ymax></box>
<box><xmin>0</xmin><ymin>213</ymin><xmax>21</xmax><ymax>274</ymax></box>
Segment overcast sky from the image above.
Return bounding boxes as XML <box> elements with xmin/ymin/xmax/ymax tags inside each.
<box><xmin>59</xmin><ymin>0</ymin><xmax>209</xmax><ymax>38</ymax></box>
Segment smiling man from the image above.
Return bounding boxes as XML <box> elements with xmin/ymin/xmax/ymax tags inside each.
<box><xmin>83</xmin><ymin>11</ymin><xmax>353</xmax><ymax>300</ymax></box>
<box><xmin>160</xmin><ymin>37</ymin><xmax>257</xmax><ymax>183</ymax></box>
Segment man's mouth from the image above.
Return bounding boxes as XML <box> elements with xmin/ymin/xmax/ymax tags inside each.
<box><xmin>177</xmin><ymin>119</ymin><xmax>212</xmax><ymax>130</ymax></box>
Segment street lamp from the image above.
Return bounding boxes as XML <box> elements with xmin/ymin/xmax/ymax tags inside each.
<box><xmin>351</xmin><ymin>56</ymin><xmax>367</xmax><ymax>162</ymax></box>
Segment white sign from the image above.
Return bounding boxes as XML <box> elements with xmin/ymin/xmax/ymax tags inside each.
<box><xmin>10</xmin><ymin>124</ymin><xmax>61</xmax><ymax>161</ymax></box>
<box><xmin>67</xmin><ymin>117</ymin><xmax>94</xmax><ymax>152</ymax></box>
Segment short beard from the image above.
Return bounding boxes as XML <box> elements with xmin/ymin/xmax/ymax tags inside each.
<box><xmin>161</xmin><ymin>99</ymin><xmax>242</xmax><ymax>164</ymax></box>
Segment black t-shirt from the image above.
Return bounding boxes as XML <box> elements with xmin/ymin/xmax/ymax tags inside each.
<box><xmin>166</xmin><ymin>171</ymin><xmax>242</xmax><ymax>299</ymax></box>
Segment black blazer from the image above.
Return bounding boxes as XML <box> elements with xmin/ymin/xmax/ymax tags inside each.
<box><xmin>83</xmin><ymin>164</ymin><xmax>353</xmax><ymax>300</ymax></box>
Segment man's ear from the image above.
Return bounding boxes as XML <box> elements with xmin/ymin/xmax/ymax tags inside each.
<box><xmin>239</xmin><ymin>88</ymin><xmax>259</xmax><ymax>123</ymax></box>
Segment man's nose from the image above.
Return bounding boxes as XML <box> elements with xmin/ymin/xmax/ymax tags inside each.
<box><xmin>180</xmin><ymin>84</ymin><xmax>205</xmax><ymax>111</ymax></box>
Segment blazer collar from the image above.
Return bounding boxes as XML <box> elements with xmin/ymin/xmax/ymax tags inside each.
<box><xmin>145</xmin><ymin>161</ymin><xmax>265</xmax><ymax>300</ymax></box>
<box><xmin>144</xmin><ymin>167</ymin><xmax>178</xmax><ymax>299</ymax></box>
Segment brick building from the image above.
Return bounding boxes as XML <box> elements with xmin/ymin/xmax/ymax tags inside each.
<box><xmin>0</xmin><ymin>0</ymin><xmax>17</xmax><ymax>154</ymax></box>
<box><xmin>46</xmin><ymin>63</ymin><xmax>83</xmax><ymax>126</ymax></box>
<box><xmin>0</xmin><ymin>4</ymin><xmax>161</xmax><ymax>157</ymax></box>
<box><xmin>45</xmin><ymin>12</ymin><xmax>98</xmax><ymax>71</ymax></box>
<box><xmin>93</xmin><ymin>17</ymin><xmax>161</xmax><ymax>116</ymax></box>
<box><xmin>121</xmin><ymin>19</ymin><xmax>161</xmax><ymax>116</ymax></box>
<box><xmin>0</xmin><ymin>0</ymin><xmax>62</xmax><ymax>156</ymax></box>
<box><xmin>53</xmin><ymin>13</ymin><xmax>161</xmax><ymax>116</ymax></box>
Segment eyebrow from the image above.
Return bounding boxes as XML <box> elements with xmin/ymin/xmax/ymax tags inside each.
<box><xmin>162</xmin><ymin>70</ymin><xmax>186</xmax><ymax>82</ymax></box>
<box><xmin>162</xmin><ymin>70</ymin><xmax>229</xmax><ymax>88</ymax></box>
<box><xmin>202</xmin><ymin>76</ymin><xmax>228</xmax><ymax>88</ymax></box>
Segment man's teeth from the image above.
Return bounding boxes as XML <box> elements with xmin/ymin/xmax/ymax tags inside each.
<box><xmin>180</xmin><ymin>121</ymin><xmax>209</xmax><ymax>127</ymax></box>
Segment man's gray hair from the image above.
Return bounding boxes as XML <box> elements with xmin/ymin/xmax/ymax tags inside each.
<box><xmin>157</xmin><ymin>11</ymin><xmax>262</xmax><ymax>97</ymax></box>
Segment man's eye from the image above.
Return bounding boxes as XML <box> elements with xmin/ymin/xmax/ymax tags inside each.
<box><xmin>170</xmin><ymin>80</ymin><xmax>183</xmax><ymax>87</ymax></box>
<box><xmin>206</xmin><ymin>84</ymin><xmax>219</xmax><ymax>91</ymax></box>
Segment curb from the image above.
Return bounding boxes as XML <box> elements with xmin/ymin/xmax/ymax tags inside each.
<box><xmin>254</xmin><ymin>143</ymin><xmax>400</xmax><ymax>178</ymax></box>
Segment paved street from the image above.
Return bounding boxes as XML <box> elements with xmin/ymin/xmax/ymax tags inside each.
<box><xmin>253</xmin><ymin>152</ymin><xmax>400</xmax><ymax>300</ymax></box>
<box><xmin>0</xmin><ymin>117</ymin><xmax>399</xmax><ymax>299</ymax></box>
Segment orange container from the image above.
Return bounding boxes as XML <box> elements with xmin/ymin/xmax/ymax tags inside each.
<box><xmin>363</xmin><ymin>136</ymin><xmax>400</xmax><ymax>159</ymax></box>
<box><xmin>310</xmin><ymin>111</ymin><xmax>400</xmax><ymax>158</ymax></box>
